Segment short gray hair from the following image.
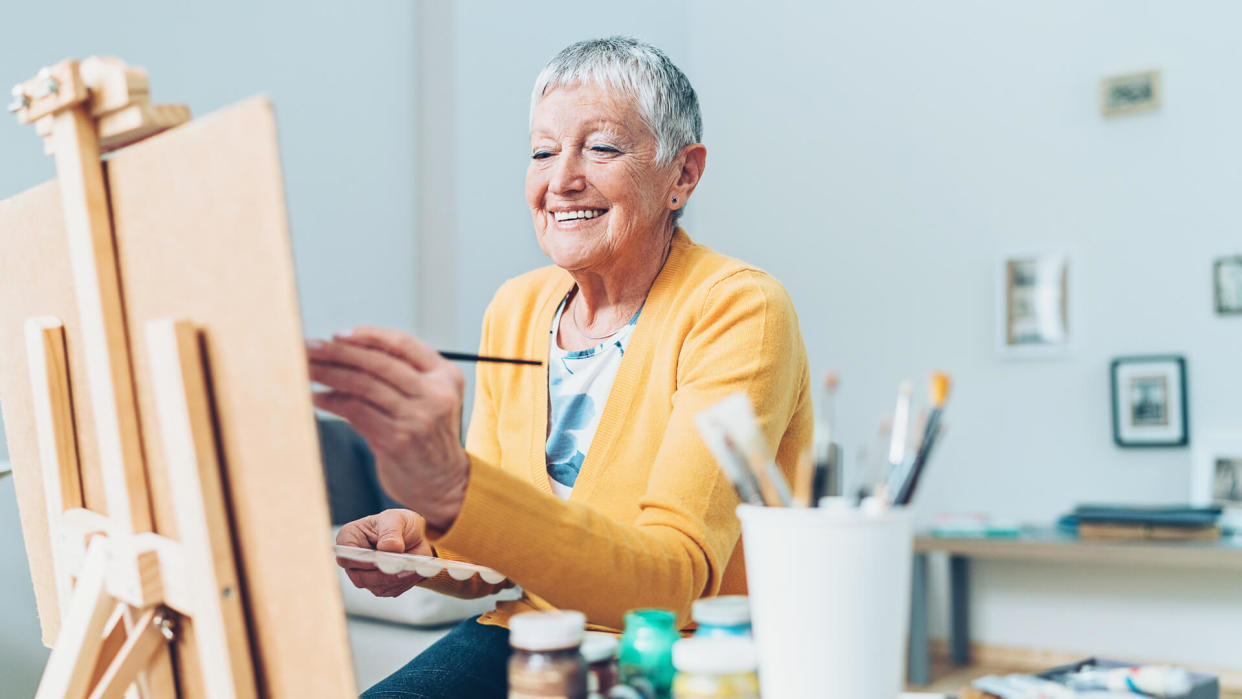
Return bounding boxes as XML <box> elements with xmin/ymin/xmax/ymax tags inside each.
<box><xmin>531</xmin><ymin>36</ymin><xmax>702</xmax><ymax>168</ymax></box>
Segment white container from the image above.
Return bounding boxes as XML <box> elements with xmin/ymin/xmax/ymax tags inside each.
<box><xmin>737</xmin><ymin>503</ymin><xmax>913</xmax><ymax>699</ymax></box>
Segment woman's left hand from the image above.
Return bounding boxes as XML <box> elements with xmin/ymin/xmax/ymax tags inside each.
<box><xmin>307</xmin><ymin>327</ymin><xmax>469</xmax><ymax>530</ymax></box>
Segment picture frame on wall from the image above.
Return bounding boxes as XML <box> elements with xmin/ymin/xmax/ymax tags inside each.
<box><xmin>1214</xmin><ymin>255</ymin><xmax>1242</xmax><ymax>315</ymax></box>
<box><xmin>1110</xmin><ymin>355</ymin><xmax>1188</xmax><ymax>448</ymax></box>
<box><xmin>996</xmin><ymin>251</ymin><xmax>1072</xmax><ymax>358</ymax></box>
<box><xmin>1192</xmin><ymin>436</ymin><xmax>1242</xmax><ymax>533</ymax></box>
<box><xmin>1100</xmin><ymin>70</ymin><xmax>1161</xmax><ymax>117</ymax></box>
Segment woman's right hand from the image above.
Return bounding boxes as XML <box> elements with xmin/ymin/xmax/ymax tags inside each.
<box><xmin>335</xmin><ymin>508</ymin><xmax>434</xmax><ymax>597</ymax></box>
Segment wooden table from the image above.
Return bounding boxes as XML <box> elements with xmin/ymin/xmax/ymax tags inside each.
<box><xmin>906</xmin><ymin>527</ymin><xmax>1242</xmax><ymax>685</ymax></box>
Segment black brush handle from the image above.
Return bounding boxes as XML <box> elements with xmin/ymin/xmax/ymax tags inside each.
<box><xmin>439</xmin><ymin>351</ymin><xmax>542</xmax><ymax>366</ymax></box>
<box><xmin>894</xmin><ymin>409</ymin><xmax>943</xmax><ymax>506</ymax></box>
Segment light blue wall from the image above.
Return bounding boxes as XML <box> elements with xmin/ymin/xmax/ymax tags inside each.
<box><xmin>684</xmin><ymin>0</ymin><xmax>1242</xmax><ymax>669</ymax></box>
<box><xmin>0</xmin><ymin>1</ymin><xmax>417</xmax><ymax>692</ymax></box>
<box><xmin>0</xmin><ymin>1</ymin><xmax>418</xmax><ymax>339</ymax></box>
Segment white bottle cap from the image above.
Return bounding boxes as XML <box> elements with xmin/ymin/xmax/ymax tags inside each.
<box><xmin>672</xmin><ymin>637</ymin><xmax>758</xmax><ymax>675</ymax></box>
<box><xmin>509</xmin><ymin>611</ymin><xmax>586</xmax><ymax>651</ymax></box>
<box><xmin>691</xmin><ymin>595</ymin><xmax>751</xmax><ymax>627</ymax></box>
<box><xmin>581</xmin><ymin>632</ymin><xmax>619</xmax><ymax>663</ymax></box>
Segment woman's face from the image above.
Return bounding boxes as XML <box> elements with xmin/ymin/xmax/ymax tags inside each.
<box><xmin>526</xmin><ymin>82</ymin><xmax>675</xmax><ymax>275</ymax></box>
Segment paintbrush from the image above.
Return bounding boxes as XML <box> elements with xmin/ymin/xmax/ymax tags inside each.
<box><xmin>698</xmin><ymin>393</ymin><xmax>791</xmax><ymax>507</ymax></box>
<box><xmin>438</xmin><ymin>352</ymin><xmax>542</xmax><ymax>366</ymax></box>
<box><xmin>811</xmin><ymin>371</ymin><xmax>841</xmax><ymax>503</ymax></box>
<box><xmin>695</xmin><ymin>408</ymin><xmax>765</xmax><ymax>506</ymax></box>
<box><xmin>893</xmin><ymin>372</ymin><xmax>951</xmax><ymax>506</ymax></box>
<box><xmin>887</xmin><ymin>379</ymin><xmax>913</xmax><ymax>468</ymax></box>
<box><xmin>793</xmin><ymin>449</ymin><xmax>815</xmax><ymax>508</ymax></box>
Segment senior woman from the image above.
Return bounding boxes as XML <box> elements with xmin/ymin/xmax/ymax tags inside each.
<box><xmin>308</xmin><ymin>36</ymin><xmax>812</xmax><ymax>697</ymax></box>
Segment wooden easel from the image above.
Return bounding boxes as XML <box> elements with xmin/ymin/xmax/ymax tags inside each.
<box><xmin>10</xmin><ymin>56</ymin><xmax>252</xmax><ymax>699</ymax></box>
<box><xmin>4</xmin><ymin>58</ymin><xmax>356</xmax><ymax>697</ymax></box>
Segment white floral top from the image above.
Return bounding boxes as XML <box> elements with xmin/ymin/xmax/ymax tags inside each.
<box><xmin>545</xmin><ymin>294</ymin><xmax>641</xmax><ymax>499</ymax></box>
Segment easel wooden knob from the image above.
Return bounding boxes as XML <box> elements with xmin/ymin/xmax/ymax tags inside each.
<box><xmin>13</xmin><ymin>57</ymin><xmax>254</xmax><ymax>699</ymax></box>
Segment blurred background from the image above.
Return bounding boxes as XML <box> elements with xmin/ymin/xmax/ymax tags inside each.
<box><xmin>2</xmin><ymin>0</ymin><xmax>1240</xmax><ymax>694</ymax></box>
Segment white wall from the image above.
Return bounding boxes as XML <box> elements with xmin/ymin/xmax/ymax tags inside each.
<box><xmin>684</xmin><ymin>0</ymin><xmax>1242</xmax><ymax>669</ymax></box>
<box><xmin>437</xmin><ymin>0</ymin><xmax>1242</xmax><ymax>672</ymax></box>
<box><xmin>0</xmin><ymin>1</ymin><xmax>418</xmax><ymax>692</ymax></box>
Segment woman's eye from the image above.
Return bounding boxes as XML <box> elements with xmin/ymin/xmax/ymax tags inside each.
<box><xmin>590</xmin><ymin>145</ymin><xmax>620</xmax><ymax>154</ymax></box>
<box><xmin>531</xmin><ymin>151</ymin><xmax>553</xmax><ymax>160</ymax></box>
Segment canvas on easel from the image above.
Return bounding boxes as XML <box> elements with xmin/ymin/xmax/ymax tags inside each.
<box><xmin>0</xmin><ymin>57</ymin><xmax>355</xmax><ymax>697</ymax></box>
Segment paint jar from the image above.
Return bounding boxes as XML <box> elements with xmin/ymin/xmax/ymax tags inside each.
<box><xmin>582</xmin><ymin>632</ymin><xmax>619</xmax><ymax>698</ymax></box>
<box><xmin>671</xmin><ymin>637</ymin><xmax>760</xmax><ymax>699</ymax></box>
<box><xmin>690</xmin><ymin>596</ymin><xmax>751</xmax><ymax>638</ymax></box>
<box><xmin>508</xmin><ymin>610</ymin><xmax>588</xmax><ymax>699</ymax></box>
<box><xmin>618</xmin><ymin>609</ymin><xmax>678</xmax><ymax>699</ymax></box>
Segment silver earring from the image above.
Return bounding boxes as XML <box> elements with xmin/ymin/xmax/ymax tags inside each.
<box><xmin>672</xmin><ymin>197</ymin><xmax>678</xmax><ymax>204</ymax></box>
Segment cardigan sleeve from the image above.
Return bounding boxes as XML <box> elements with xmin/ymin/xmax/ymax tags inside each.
<box><xmin>426</xmin><ymin>269</ymin><xmax>808</xmax><ymax>628</ymax></box>
<box><xmin>416</xmin><ymin>297</ymin><xmax>518</xmax><ymax>599</ymax></box>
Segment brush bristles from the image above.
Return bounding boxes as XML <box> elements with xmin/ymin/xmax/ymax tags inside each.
<box><xmin>823</xmin><ymin>370</ymin><xmax>840</xmax><ymax>393</ymax></box>
<box><xmin>931</xmin><ymin>372</ymin><xmax>951</xmax><ymax>406</ymax></box>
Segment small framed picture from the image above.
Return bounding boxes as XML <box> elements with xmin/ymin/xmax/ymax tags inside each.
<box><xmin>1100</xmin><ymin>70</ymin><xmax>1161</xmax><ymax>117</ymax></box>
<box><xmin>996</xmin><ymin>251</ymin><xmax>1072</xmax><ymax>358</ymax></box>
<box><xmin>1110</xmin><ymin>355</ymin><xmax>1188</xmax><ymax>448</ymax></box>
<box><xmin>1192</xmin><ymin>436</ymin><xmax>1242</xmax><ymax>532</ymax></box>
<box><xmin>1214</xmin><ymin>255</ymin><xmax>1242</xmax><ymax>315</ymax></box>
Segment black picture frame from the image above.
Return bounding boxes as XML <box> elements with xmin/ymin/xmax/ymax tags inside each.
<box><xmin>1110</xmin><ymin>355</ymin><xmax>1189</xmax><ymax>448</ymax></box>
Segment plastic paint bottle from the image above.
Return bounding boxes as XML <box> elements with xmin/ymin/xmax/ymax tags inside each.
<box><xmin>671</xmin><ymin>637</ymin><xmax>760</xmax><ymax>699</ymax></box>
<box><xmin>618</xmin><ymin>609</ymin><xmax>678</xmax><ymax>699</ymax></box>
<box><xmin>508</xmin><ymin>611</ymin><xmax>589</xmax><ymax>699</ymax></box>
<box><xmin>690</xmin><ymin>596</ymin><xmax>751</xmax><ymax>638</ymax></box>
<box><xmin>582</xmin><ymin>632</ymin><xmax>620</xmax><ymax>699</ymax></box>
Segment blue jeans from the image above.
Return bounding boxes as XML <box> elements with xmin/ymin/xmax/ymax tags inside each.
<box><xmin>362</xmin><ymin>616</ymin><xmax>511</xmax><ymax>699</ymax></box>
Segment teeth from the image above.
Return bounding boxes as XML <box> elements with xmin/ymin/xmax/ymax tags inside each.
<box><xmin>553</xmin><ymin>209</ymin><xmax>606</xmax><ymax>222</ymax></box>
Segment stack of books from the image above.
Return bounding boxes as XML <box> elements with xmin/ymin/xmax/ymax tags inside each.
<box><xmin>1058</xmin><ymin>504</ymin><xmax>1223</xmax><ymax>542</ymax></box>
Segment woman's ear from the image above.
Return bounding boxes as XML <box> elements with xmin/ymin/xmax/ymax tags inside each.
<box><xmin>668</xmin><ymin>143</ymin><xmax>707</xmax><ymax>210</ymax></box>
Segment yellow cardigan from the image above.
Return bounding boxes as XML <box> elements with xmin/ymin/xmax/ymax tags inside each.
<box><xmin>422</xmin><ymin>229</ymin><xmax>812</xmax><ymax>632</ymax></box>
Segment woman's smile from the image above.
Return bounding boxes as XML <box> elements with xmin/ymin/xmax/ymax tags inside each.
<box><xmin>550</xmin><ymin>207</ymin><xmax>610</xmax><ymax>228</ymax></box>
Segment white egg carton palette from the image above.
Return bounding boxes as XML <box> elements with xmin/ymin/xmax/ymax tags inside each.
<box><xmin>334</xmin><ymin>544</ymin><xmax>507</xmax><ymax>585</ymax></box>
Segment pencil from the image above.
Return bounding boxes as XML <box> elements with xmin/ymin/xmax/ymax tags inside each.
<box><xmin>439</xmin><ymin>351</ymin><xmax>542</xmax><ymax>366</ymax></box>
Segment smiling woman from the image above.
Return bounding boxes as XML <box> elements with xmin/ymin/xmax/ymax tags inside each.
<box><xmin>308</xmin><ymin>36</ymin><xmax>812</xmax><ymax>698</ymax></box>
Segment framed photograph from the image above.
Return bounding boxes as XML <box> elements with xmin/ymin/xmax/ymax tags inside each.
<box><xmin>1100</xmin><ymin>70</ymin><xmax>1161</xmax><ymax>117</ymax></box>
<box><xmin>996</xmin><ymin>251</ymin><xmax>1072</xmax><ymax>358</ymax></box>
<box><xmin>1214</xmin><ymin>255</ymin><xmax>1242</xmax><ymax>315</ymax></box>
<box><xmin>1192</xmin><ymin>436</ymin><xmax>1242</xmax><ymax>532</ymax></box>
<box><xmin>1110</xmin><ymin>355</ymin><xmax>1188</xmax><ymax>447</ymax></box>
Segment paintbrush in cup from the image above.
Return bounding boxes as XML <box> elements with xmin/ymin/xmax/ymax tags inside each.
<box><xmin>893</xmin><ymin>372</ymin><xmax>951</xmax><ymax>506</ymax></box>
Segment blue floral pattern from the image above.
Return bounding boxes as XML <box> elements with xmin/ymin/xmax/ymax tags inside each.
<box><xmin>545</xmin><ymin>296</ymin><xmax>641</xmax><ymax>496</ymax></box>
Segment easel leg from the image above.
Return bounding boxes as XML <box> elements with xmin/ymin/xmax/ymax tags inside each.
<box><xmin>49</xmin><ymin>105</ymin><xmax>153</xmax><ymax>535</ymax></box>
<box><xmin>48</xmin><ymin>98</ymin><xmax>178</xmax><ymax>699</ymax></box>
<box><xmin>147</xmin><ymin>319</ymin><xmax>258</xmax><ymax>698</ymax></box>
<box><xmin>26</xmin><ymin>316</ymin><xmax>86</xmax><ymax>632</ymax></box>
<box><xmin>36</xmin><ymin>541</ymin><xmax>117</xmax><ymax>699</ymax></box>
<box><xmin>87</xmin><ymin>608</ymin><xmax>169</xmax><ymax>699</ymax></box>
<box><xmin>89</xmin><ymin>606</ymin><xmax>128</xmax><ymax>690</ymax></box>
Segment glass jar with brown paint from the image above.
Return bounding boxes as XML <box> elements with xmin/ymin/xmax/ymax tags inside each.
<box><xmin>508</xmin><ymin>610</ymin><xmax>588</xmax><ymax>699</ymax></box>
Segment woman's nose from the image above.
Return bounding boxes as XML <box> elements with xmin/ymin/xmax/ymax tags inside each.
<box><xmin>548</xmin><ymin>150</ymin><xmax>586</xmax><ymax>195</ymax></box>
